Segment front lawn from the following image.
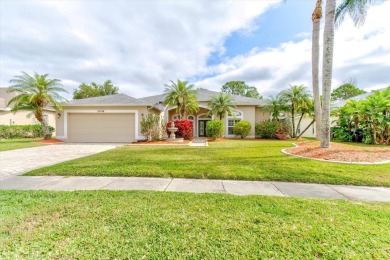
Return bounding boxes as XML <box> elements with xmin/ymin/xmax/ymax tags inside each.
<box><xmin>0</xmin><ymin>138</ymin><xmax>47</xmax><ymax>151</ymax></box>
<box><xmin>1</xmin><ymin>190</ymin><xmax>389</xmax><ymax>258</ymax></box>
<box><xmin>25</xmin><ymin>140</ymin><xmax>390</xmax><ymax>186</ymax></box>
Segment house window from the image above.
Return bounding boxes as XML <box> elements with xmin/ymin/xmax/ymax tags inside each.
<box><xmin>227</xmin><ymin>110</ymin><xmax>243</xmax><ymax>135</ymax></box>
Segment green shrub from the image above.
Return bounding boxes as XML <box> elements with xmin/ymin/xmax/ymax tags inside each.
<box><xmin>140</xmin><ymin>114</ymin><xmax>165</xmax><ymax>141</ymax></box>
<box><xmin>255</xmin><ymin>120</ymin><xmax>291</xmax><ymax>140</ymax></box>
<box><xmin>0</xmin><ymin>124</ymin><xmax>54</xmax><ymax>139</ymax></box>
<box><xmin>206</xmin><ymin>120</ymin><xmax>224</xmax><ymax>140</ymax></box>
<box><xmin>233</xmin><ymin>120</ymin><xmax>251</xmax><ymax>139</ymax></box>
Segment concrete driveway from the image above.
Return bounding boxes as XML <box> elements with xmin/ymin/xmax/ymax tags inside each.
<box><xmin>0</xmin><ymin>144</ymin><xmax>118</xmax><ymax>177</ymax></box>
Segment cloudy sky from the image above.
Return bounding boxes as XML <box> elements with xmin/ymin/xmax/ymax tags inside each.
<box><xmin>1</xmin><ymin>0</ymin><xmax>389</xmax><ymax>100</ymax></box>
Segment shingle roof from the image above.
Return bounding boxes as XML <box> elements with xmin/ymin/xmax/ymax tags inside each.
<box><xmin>65</xmin><ymin>94</ymin><xmax>149</xmax><ymax>106</ymax></box>
<box><xmin>139</xmin><ymin>88</ymin><xmax>267</xmax><ymax>108</ymax></box>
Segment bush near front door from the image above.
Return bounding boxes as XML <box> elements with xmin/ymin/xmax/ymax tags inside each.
<box><xmin>206</xmin><ymin>120</ymin><xmax>224</xmax><ymax>140</ymax></box>
<box><xmin>233</xmin><ymin>121</ymin><xmax>251</xmax><ymax>139</ymax></box>
<box><xmin>166</xmin><ymin>120</ymin><xmax>193</xmax><ymax>140</ymax></box>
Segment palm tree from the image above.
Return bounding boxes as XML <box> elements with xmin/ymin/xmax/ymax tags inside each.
<box><xmin>163</xmin><ymin>80</ymin><xmax>199</xmax><ymax>119</ymax></box>
<box><xmin>311</xmin><ymin>0</ymin><xmax>322</xmax><ymax>140</ymax></box>
<box><xmin>264</xmin><ymin>95</ymin><xmax>288</xmax><ymax>121</ymax></box>
<box><xmin>295</xmin><ymin>99</ymin><xmax>316</xmax><ymax>139</ymax></box>
<box><xmin>320</xmin><ymin>0</ymin><xmax>373</xmax><ymax>148</ymax></box>
<box><xmin>335</xmin><ymin>0</ymin><xmax>374</xmax><ymax>27</ymax></box>
<box><xmin>7</xmin><ymin>72</ymin><xmax>68</xmax><ymax>139</ymax></box>
<box><xmin>320</xmin><ymin>0</ymin><xmax>336</xmax><ymax>148</ymax></box>
<box><xmin>280</xmin><ymin>85</ymin><xmax>311</xmax><ymax>138</ymax></box>
<box><xmin>208</xmin><ymin>93</ymin><xmax>236</xmax><ymax>120</ymax></box>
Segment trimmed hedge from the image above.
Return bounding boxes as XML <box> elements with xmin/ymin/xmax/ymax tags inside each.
<box><xmin>206</xmin><ymin>120</ymin><xmax>224</xmax><ymax>140</ymax></box>
<box><xmin>0</xmin><ymin>124</ymin><xmax>54</xmax><ymax>139</ymax></box>
<box><xmin>255</xmin><ymin>120</ymin><xmax>291</xmax><ymax>140</ymax></box>
<box><xmin>166</xmin><ymin>120</ymin><xmax>193</xmax><ymax>140</ymax></box>
<box><xmin>233</xmin><ymin>120</ymin><xmax>251</xmax><ymax>139</ymax></box>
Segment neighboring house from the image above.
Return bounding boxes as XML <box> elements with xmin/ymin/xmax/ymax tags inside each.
<box><xmin>293</xmin><ymin>90</ymin><xmax>382</xmax><ymax>138</ymax></box>
<box><xmin>0</xmin><ymin>87</ymin><xmax>56</xmax><ymax>129</ymax></box>
<box><xmin>55</xmin><ymin>89</ymin><xmax>269</xmax><ymax>143</ymax></box>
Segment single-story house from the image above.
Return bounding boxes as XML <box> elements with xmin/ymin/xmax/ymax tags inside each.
<box><xmin>0</xmin><ymin>87</ymin><xmax>56</xmax><ymax>129</ymax></box>
<box><xmin>55</xmin><ymin>88</ymin><xmax>269</xmax><ymax>143</ymax></box>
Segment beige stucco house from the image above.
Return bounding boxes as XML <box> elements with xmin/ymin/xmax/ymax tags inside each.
<box><xmin>0</xmin><ymin>87</ymin><xmax>56</xmax><ymax>129</ymax></box>
<box><xmin>55</xmin><ymin>89</ymin><xmax>269</xmax><ymax>143</ymax></box>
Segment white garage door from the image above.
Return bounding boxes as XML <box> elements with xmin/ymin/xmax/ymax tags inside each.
<box><xmin>69</xmin><ymin>113</ymin><xmax>135</xmax><ymax>143</ymax></box>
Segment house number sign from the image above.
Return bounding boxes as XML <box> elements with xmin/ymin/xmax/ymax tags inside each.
<box><xmin>97</xmin><ymin>110</ymin><xmax>105</xmax><ymax>112</ymax></box>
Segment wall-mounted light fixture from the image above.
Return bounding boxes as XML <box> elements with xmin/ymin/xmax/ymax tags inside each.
<box><xmin>57</xmin><ymin>113</ymin><xmax>61</xmax><ymax>119</ymax></box>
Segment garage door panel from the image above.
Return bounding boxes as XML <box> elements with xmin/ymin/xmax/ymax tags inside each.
<box><xmin>69</xmin><ymin>113</ymin><xmax>135</xmax><ymax>143</ymax></box>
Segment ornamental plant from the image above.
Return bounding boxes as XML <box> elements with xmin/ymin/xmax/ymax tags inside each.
<box><xmin>206</xmin><ymin>120</ymin><xmax>224</xmax><ymax>140</ymax></box>
<box><xmin>140</xmin><ymin>114</ymin><xmax>165</xmax><ymax>141</ymax></box>
<box><xmin>166</xmin><ymin>120</ymin><xmax>193</xmax><ymax>140</ymax></box>
<box><xmin>233</xmin><ymin>120</ymin><xmax>251</xmax><ymax>139</ymax></box>
<box><xmin>255</xmin><ymin>120</ymin><xmax>291</xmax><ymax>140</ymax></box>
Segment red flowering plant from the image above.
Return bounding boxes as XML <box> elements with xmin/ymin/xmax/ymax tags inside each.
<box><xmin>166</xmin><ymin>120</ymin><xmax>193</xmax><ymax>140</ymax></box>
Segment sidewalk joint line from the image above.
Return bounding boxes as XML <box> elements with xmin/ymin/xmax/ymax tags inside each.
<box><xmin>99</xmin><ymin>177</ymin><xmax>121</xmax><ymax>190</ymax></box>
<box><xmin>270</xmin><ymin>182</ymin><xmax>286</xmax><ymax>196</ymax></box>
<box><xmin>221</xmin><ymin>180</ymin><xmax>227</xmax><ymax>193</ymax></box>
<box><xmin>33</xmin><ymin>176</ymin><xmax>65</xmax><ymax>189</ymax></box>
<box><xmin>325</xmin><ymin>184</ymin><xmax>352</xmax><ymax>200</ymax></box>
<box><xmin>164</xmin><ymin>178</ymin><xmax>174</xmax><ymax>192</ymax></box>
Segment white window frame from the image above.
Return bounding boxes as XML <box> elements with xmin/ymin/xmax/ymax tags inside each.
<box><xmin>226</xmin><ymin>110</ymin><xmax>243</xmax><ymax>137</ymax></box>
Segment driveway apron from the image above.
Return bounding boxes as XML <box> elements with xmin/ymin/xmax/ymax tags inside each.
<box><xmin>0</xmin><ymin>144</ymin><xmax>117</xmax><ymax>177</ymax></box>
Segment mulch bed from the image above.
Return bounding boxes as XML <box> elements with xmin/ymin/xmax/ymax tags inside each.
<box><xmin>285</xmin><ymin>141</ymin><xmax>390</xmax><ymax>163</ymax></box>
<box><xmin>130</xmin><ymin>140</ymin><xmax>191</xmax><ymax>145</ymax></box>
<box><xmin>35</xmin><ymin>139</ymin><xmax>65</xmax><ymax>144</ymax></box>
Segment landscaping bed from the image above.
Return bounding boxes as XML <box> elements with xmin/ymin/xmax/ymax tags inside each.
<box><xmin>35</xmin><ymin>139</ymin><xmax>65</xmax><ymax>144</ymax></box>
<box><xmin>130</xmin><ymin>140</ymin><xmax>191</xmax><ymax>145</ymax></box>
<box><xmin>1</xmin><ymin>190</ymin><xmax>389</xmax><ymax>259</ymax></box>
<box><xmin>285</xmin><ymin>141</ymin><xmax>390</xmax><ymax>163</ymax></box>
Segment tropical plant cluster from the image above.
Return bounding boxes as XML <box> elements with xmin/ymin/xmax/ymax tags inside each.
<box><xmin>0</xmin><ymin>124</ymin><xmax>54</xmax><ymax>139</ymax></box>
<box><xmin>255</xmin><ymin>120</ymin><xmax>291</xmax><ymax>140</ymax></box>
<box><xmin>140</xmin><ymin>114</ymin><xmax>166</xmax><ymax>141</ymax></box>
<box><xmin>332</xmin><ymin>87</ymin><xmax>390</xmax><ymax>145</ymax></box>
<box><xmin>166</xmin><ymin>120</ymin><xmax>193</xmax><ymax>140</ymax></box>
<box><xmin>205</xmin><ymin>120</ymin><xmax>224</xmax><ymax>140</ymax></box>
<box><xmin>265</xmin><ymin>85</ymin><xmax>314</xmax><ymax>139</ymax></box>
<box><xmin>233</xmin><ymin>120</ymin><xmax>251</xmax><ymax>139</ymax></box>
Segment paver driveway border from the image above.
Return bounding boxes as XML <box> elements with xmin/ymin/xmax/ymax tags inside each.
<box><xmin>0</xmin><ymin>143</ymin><xmax>118</xmax><ymax>177</ymax></box>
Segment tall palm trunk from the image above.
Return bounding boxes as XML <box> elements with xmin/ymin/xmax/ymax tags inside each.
<box><xmin>312</xmin><ymin>0</ymin><xmax>322</xmax><ymax>140</ymax></box>
<box><xmin>291</xmin><ymin>105</ymin><xmax>296</xmax><ymax>138</ymax></box>
<box><xmin>320</xmin><ymin>0</ymin><xmax>336</xmax><ymax>148</ymax></box>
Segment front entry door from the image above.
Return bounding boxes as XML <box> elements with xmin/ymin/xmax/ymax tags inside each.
<box><xmin>198</xmin><ymin>120</ymin><xmax>208</xmax><ymax>137</ymax></box>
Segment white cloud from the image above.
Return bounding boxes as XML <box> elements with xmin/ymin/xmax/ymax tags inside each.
<box><xmin>1</xmin><ymin>0</ymin><xmax>388</xmax><ymax>101</ymax></box>
<box><xmin>195</xmin><ymin>1</ymin><xmax>390</xmax><ymax>97</ymax></box>
<box><xmin>0</xmin><ymin>0</ymin><xmax>279</xmax><ymax>99</ymax></box>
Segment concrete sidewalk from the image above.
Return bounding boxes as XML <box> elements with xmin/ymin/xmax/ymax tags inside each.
<box><xmin>0</xmin><ymin>176</ymin><xmax>389</xmax><ymax>202</ymax></box>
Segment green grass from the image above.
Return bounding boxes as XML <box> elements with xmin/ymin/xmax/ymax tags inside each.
<box><xmin>1</xmin><ymin>190</ymin><xmax>389</xmax><ymax>259</ymax></box>
<box><xmin>0</xmin><ymin>138</ymin><xmax>46</xmax><ymax>151</ymax></box>
<box><xmin>26</xmin><ymin>140</ymin><xmax>390</xmax><ymax>187</ymax></box>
